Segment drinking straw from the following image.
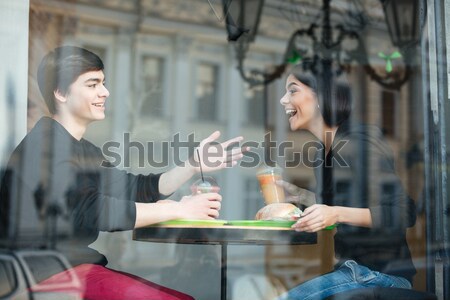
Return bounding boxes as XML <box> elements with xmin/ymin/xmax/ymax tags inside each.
<box><xmin>196</xmin><ymin>149</ymin><xmax>205</xmax><ymax>183</ymax></box>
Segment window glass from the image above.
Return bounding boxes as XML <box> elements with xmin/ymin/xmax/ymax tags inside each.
<box><xmin>195</xmin><ymin>63</ymin><xmax>218</xmax><ymax>121</ymax></box>
<box><xmin>23</xmin><ymin>254</ymin><xmax>68</xmax><ymax>283</ymax></box>
<box><xmin>244</xmin><ymin>177</ymin><xmax>264</xmax><ymax>220</ymax></box>
<box><xmin>0</xmin><ymin>258</ymin><xmax>16</xmax><ymax>297</ymax></box>
<box><xmin>381</xmin><ymin>90</ymin><xmax>396</xmax><ymax>138</ymax></box>
<box><xmin>1</xmin><ymin>1</ymin><xmax>449</xmax><ymax>299</ymax></box>
<box><xmin>140</xmin><ymin>56</ymin><xmax>165</xmax><ymax>117</ymax></box>
<box><xmin>245</xmin><ymin>86</ymin><xmax>264</xmax><ymax>126</ymax></box>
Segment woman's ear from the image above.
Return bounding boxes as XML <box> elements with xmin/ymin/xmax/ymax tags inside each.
<box><xmin>53</xmin><ymin>89</ymin><xmax>67</xmax><ymax>103</ymax></box>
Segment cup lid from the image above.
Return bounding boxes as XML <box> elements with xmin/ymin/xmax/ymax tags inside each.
<box><xmin>256</xmin><ymin>166</ymin><xmax>282</xmax><ymax>176</ymax></box>
<box><xmin>192</xmin><ymin>176</ymin><xmax>219</xmax><ymax>188</ymax></box>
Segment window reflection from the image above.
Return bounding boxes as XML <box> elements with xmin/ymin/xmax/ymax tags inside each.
<box><xmin>140</xmin><ymin>56</ymin><xmax>165</xmax><ymax>117</ymax></box>
<box><xmin>381</xmin><ymin>90</ymin><xmax>396</xmax><ymax>138</ymax></box>
<box><xmin>195</xmin><ymin>63</ymin><xmax>218</xmax><ymax>121</ymax></box>
<box><xmin>0</xmin><ymin>0</ymin><xmax>447</xmax><ymax>299</ymax></box>
<box><xmin>245</xmin><ymin>86</ymin><xmax>264</xmax><ymax>126</ymax></box>
<box><xmin>244</xmin><ymin>177</ymin><xmax>263</xmax><ymax>220</ymax></box>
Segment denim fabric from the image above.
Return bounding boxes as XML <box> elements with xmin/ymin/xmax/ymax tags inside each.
<box><xmin>277</xmin><ymin>260</ymin><xmax>411</xmax><ymax>300</ymax></box>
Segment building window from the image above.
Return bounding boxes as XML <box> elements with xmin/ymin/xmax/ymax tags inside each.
<box><xmin>244</xmin><ymin>177</ymin><xmax>264</xmax><ymax>220</ymax></box>
<box><xmin>335</xmin><ymin>180</ymin><xmax>351</xmax><ymax>207</ymax></box>
<box><xmin>380</xmin><ymin>182</ymin><xmax>399</xmax><ymax>227</ymax></box>
<box><xmin>195</xmin><ymin>63</ymin><xmax>218</xmax><ymax>121</ymax></box>
<box><xmin>245</xmin><ymin>86</ymin><xmax>264</xmax><ymax>126</ymax></box>
<box><xmin>140</xmin><ymin>56</ymin><xmax>165</xmax><ymax>117</ymax></box>
<box><xmin>83</xmin><ymin>45</ymin><xmax>106</xmax><ymax>63</ymax></box>
<box><xmin>381</xmin><ymin>90</ymin><xmax>396</xmax><ymax>137</ymax></box>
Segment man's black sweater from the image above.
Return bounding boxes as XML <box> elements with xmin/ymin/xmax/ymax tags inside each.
<box><xmin>1</xmin><ymin>117</ymin><xmax>162</xmax><ymax>267</ymax></box>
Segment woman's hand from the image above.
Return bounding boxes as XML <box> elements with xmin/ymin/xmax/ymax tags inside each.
<box><xmin>292</xmin><ymin>204</ymin><xmax>338</xmax><ymax>232</ymax></box>
<box><xmin>276</xmin><ymin>180</ymin><xmax>316</xmax><ymax>207</ymax></box>
<box><xmin>189</xmin><ymin>131</ymin><xmax>246</xmax><ymax>173</ymax></box>
<box><xmin>178</xmin><ymin>193</ymin><xmax>222</xmax><ymax>220</ymax></box>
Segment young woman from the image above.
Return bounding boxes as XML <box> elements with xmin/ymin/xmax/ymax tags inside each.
<box><xmin>0</xmin><ymin>46</ymin><xmax>244</xmax><ymax>300</ymax></box>
<box><xmin>276</xmin><ymin>66</ymin><xmax>417</xmax><ymax>300</ymax></box>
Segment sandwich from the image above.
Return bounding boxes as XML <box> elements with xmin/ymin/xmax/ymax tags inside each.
<box><xmin>255</xmin><ymin>203</ymin><xmax>302</xmax><ymax>221</ymax></box>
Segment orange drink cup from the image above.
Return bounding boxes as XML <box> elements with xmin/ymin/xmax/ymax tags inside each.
<box><xmin>256</xmin><ymin>167</ymin><xmax>285</xmax><ymax>204</ymax></box>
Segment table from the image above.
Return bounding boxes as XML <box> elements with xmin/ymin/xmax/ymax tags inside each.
<box><xmin>133</xmin><ymin>224</ymin><xmax>317</xmax><ymax>300</ymax></box>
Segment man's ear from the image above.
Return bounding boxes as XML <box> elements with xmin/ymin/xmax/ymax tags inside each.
<box><xmin>53</xmin><ymin>89</ymin><xmax>67</xmax><ymax>103</ymax></box>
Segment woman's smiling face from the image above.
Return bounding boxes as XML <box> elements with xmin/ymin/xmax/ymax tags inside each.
<box><xmin>279</xmin><ymin>74</ymin><xmax>321</xmax><ymax>131</ymax></box>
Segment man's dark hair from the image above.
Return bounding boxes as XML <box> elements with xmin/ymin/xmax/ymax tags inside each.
<box><xmin>37</xmin><ymin>46</ymin><xmax>104</xmax><ymax>114</ymax></box>
<box><xmin>289</xmin><ymin>64</ymin><xmax>352</xmax><ymax>127</ymax></box>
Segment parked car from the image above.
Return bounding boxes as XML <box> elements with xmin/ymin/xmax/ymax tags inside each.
<box><xmin>0</xmin><ymin>249</ymin><xmax>82</xmax><ymax>300</ymax></box>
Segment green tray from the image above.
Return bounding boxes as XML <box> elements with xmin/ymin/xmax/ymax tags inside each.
<box><xmin>153</xmin><ymin>219</ymin><xmax>337</xmax><ymax>230</ymax></box>
<box><xmin>225</xmin><ymin>220</ymin><xmax>296</xmax><ymax>228</ymax></box>
<box><xmin>324</xmin><ymin>224</ymin><xmax>337</xmax><ymax>230</ymax></box>
<box><xmin>154</xmin><ymin>219</ymin><xmax>227</xmax><ymax>226</ymax></box>
<box><xmin>226</xmin><ymin>220</ymin><xmax>337</xmax><ymax>230</ymax></box>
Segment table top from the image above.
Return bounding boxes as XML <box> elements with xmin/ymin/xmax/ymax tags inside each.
<box><xmin>133</xmin><ymin>224</ymin><xmax>317</xmax><ymax>245</ymax></box>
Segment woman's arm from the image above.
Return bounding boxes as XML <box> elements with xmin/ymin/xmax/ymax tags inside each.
<box><xmin>334</xmin><ymin>206</ymin><xmax>372</xmax><ymax>227</ymax></box>
<box><xmin>292</xmin><ymin>204</ymin><xmax>372</xmax><ymax>232</ymax></box>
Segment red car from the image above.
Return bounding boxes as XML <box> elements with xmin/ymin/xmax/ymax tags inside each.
<box><xmin>0</xmin><ymin>249</ymin><xmax>82</xmax><ymax>300</ymax></box>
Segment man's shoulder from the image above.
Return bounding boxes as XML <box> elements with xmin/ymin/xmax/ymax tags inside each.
<box><xmin>8</xmin><ymin>117</ymin><xmax>77</xmax><ymax>163</ymax></box>
<box><xmin>79</xmin><ymin>138</ymin><xmax>102</xmax><ymax>153</ymax></box>
<box><xmin>25</xmin><ymin>117</ymin><xmax>59</xmax><ymax>140</ymax></box>
<box><xmin>8</xmin><ymin>118</ymin><xmax>50</xmax><ymax>154</ymax></box>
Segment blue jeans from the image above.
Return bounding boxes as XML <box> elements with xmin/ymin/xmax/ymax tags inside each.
<box><xmin>277</xmin><ymin>260</ymin><xmax>412</xmax><ymax>300</ymax></box>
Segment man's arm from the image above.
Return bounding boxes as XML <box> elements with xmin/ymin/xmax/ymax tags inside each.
<box><xmin>134</xmin><ymin>193</ymin><xmax>222</xmax><ymax>228</ymax></box>
<box><xmin>158</xmin><ymin>131</ymin><xmax>245</xmax><ymax>196</ymax></box>
<box><xmin>158</xmin><ymin>163</ymin><xmax>196</xmax><ymax>196</ymax></box>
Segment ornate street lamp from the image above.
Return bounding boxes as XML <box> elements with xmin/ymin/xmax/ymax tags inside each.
<box><xmin>223</xmin><ymin>0</ymin><xmax>426</xmax><ymax>89</ymax></box>
<box><xmin>222</xmin><ymin>0</ymin><xmax>279</xmax><ymax>86</ymax></box>
<box><xmin>223</xmin><ymin>0</ymin><xmax>264</xmax><ymax>42</ymax></box>
<box><xmin>381</xmin><ymin>0</ymin><xmax>422</xmax><ymax>48</ymax></box>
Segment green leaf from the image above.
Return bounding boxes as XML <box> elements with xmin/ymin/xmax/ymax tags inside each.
<box><xmin>287</xmin><ymin>52</ymin><xmax>302</xmax><ymax>64</ymax></box>
<box><xmin>386</xmin><ymin>60</ymin><xmax>393</xmax><ymax>73</ymax></box>
<box><xmin>390</xmin><ymin>51</ymin><xmax>402</xmax><ymax>59</ymax></box>
<box><xmin>378</xmin><ymin>52</ymin><xmax>388</xmax><ymax>59</ymax></box>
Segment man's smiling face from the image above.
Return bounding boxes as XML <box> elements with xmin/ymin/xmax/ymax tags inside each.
<box><xmin>59</xmin><ymin>70</ymin><xmax>110</xmax><ymax>126</ymax></box>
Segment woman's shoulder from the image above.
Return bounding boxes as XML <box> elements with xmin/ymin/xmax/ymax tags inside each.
<box><xmin>336</xmin><ymin>120</ymin><xmax>395</xmax><ymax>163</ymax></box>
<box><xmin>337</xmin><ymin>120</ymin><xmax>384</xmax><ymax>141</ymax></box>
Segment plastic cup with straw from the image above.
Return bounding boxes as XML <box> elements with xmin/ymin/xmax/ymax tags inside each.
<box><xmin>191</xmin><ymin>149</ymin><xmax>220</xmax><ymax>194</ymax></box>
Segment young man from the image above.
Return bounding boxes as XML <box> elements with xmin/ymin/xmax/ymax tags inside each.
<box><xmin>0</xmin><ymin>46</ymin><xmax>244</xmax><ymax>299</ymax></box>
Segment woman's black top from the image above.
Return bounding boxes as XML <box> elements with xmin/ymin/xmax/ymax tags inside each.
<box><xmin>314</xmin><ymin>120</ymin><xmax>417</xmax><ymax>283</ymax></box>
